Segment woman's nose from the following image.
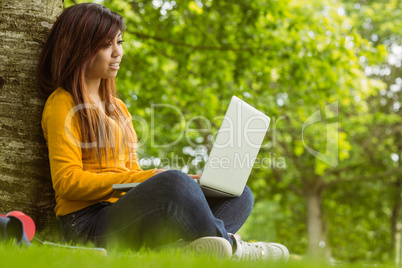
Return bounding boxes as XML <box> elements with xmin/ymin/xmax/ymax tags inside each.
<box><xmin>112</xmin><ymin>45</ymin><xmax>123</xmax><ymax>58</ymax></box>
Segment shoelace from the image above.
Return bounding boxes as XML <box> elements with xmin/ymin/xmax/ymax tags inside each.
<box><xmin>256</xmin><ymin>242</ymin><xmax>286</xmax><ymax>261</ymax></box>
<box><xmin>237</xmin><ymin>240</ymin><xmax>266</xmax><ymax>260</ymax></box>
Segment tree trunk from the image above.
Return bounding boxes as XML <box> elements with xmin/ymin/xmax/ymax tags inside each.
<box><xmin>391</xmin><ymin>178</ymin><xmax>401</xmax><ymax>256</ymax></box>
<box><xmin>392</xmin><ymin>133</ymin><xmax>402</xmax><ymax>263</ymax></box>
<box><xmin>306</xmin><ymin>189</ymin><xmax>327</xmax><ymax>259</ymax></box>
<box><xmin>0</xmin><ymin>0</ymin><xmax>63</xmax><ymax>232</ymax></box>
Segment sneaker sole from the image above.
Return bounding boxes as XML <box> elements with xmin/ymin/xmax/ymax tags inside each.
<box><xmin>185</xmin><ymin>237</ymin><xmax>232</xmax><ymax>258</ymax></box>
<box><xmin>269</xmin><ymin>243</ymin><xmax>290</xmax><ymax>262</ymax></box>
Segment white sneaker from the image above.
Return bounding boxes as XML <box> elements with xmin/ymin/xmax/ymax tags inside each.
<box><xmin>184</xmin><ymin>237</ymin><xmax>232</xmax><ymax>258</ymax></box>
<box><xmin>231</xmin><ymin>236</ymin><xmax>289</xmax><ymax>262</ymax></box>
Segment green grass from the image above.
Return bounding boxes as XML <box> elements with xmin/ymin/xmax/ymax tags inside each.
<box><xmin>0</xmin><ymin>241</ymin><xmax>394</xmax><ymax>268</ymax></box>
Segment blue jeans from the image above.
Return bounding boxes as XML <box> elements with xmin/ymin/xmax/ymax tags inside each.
<box><xmin>58</xmin><ymin>170</ymin><xmax>254</xmax><ymax>250</ymax></box>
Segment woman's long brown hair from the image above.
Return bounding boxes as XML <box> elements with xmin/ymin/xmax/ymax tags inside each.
<box><xmin>37</xmin><ymin>3</ymin><xmax>137</xmax><ymax>169</ymax></box>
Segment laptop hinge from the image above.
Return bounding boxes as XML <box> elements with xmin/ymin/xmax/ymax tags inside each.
<box><xmin>200</xmin><ymin>185</ymin><xmax>236</xmax><ymax>197</ymax></box>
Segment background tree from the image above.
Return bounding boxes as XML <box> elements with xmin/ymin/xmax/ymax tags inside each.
<box><xmin>342</xmin><ymin>0</ymin><xmax>402</xmax><ymax>260</ymax></box>
<box><xmin>0</xmin><ymin>0</ymin><xmax>63</xmax><ymax>230</ymax></box>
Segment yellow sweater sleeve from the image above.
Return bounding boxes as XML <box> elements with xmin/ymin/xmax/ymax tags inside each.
<box><xmin>42</xmin><ymin>89</ymin><xmax>156</xmax><ymax>204</ymax></box>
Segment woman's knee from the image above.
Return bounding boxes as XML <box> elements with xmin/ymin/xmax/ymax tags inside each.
<box><xmin>153</xmin><ymin>169</ymin><xmax>199</xmax><ymax>193</ymax></box>
<box><xmin>155</xmin><ymin>169</ymin><xmax>190</xmax><ymax>182</ymax></box>
<box><xmin>148</xmin><ymin>170</ymin><xmax>207</xmax><ymax>213</ymax></box>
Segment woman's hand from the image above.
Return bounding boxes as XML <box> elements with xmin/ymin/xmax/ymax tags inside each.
<box><xmin>187</xmin><ymin>174</ymin><xmax>202</xmax><ymax>180</ymax></box>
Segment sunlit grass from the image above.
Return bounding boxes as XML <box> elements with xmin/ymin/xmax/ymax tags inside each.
<box><xmin>0</xmin><ymin>240</ymin><xmax>394</xmax><ymax>268</ymax></box>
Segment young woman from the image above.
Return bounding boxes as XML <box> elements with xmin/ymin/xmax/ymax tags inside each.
<box><xmin>37</xmin><ymin>3</ymin><xmax>289</xmax><ymax>261</ymax></box>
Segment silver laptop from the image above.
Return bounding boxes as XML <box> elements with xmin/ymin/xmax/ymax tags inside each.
<box><xmin>113</xmin><ymin>96</ymin><xmax>271</xmax><ymax>197</ymax></box>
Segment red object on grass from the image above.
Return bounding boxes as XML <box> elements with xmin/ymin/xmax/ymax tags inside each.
<box><xmin>0</xmin><ymin>211</ymin><xmax>36</xmax><ymax>241</ymax></box>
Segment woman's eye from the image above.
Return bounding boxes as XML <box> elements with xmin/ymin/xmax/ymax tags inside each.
<box><xmin>103</xmin><ymin>40</ymin><xmax>124</xmax><ymax>48</ymax></box>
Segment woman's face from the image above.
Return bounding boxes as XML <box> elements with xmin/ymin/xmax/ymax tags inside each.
<box><xmin>86</xmin><ymin>31</ymin><xmax>124</xmax><ymax>81</ymax></box>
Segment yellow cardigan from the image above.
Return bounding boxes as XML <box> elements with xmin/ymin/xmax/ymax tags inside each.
<box><xmin>41</xmin><ymin>88</ymin><xmax>156</xmax><ymax>217</ymax></box>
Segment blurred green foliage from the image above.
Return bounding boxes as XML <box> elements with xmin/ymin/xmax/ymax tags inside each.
<box><xmin>64</xmin><ymin>0</ymin><xmax>401</xmax><ymax>263</ymax></box>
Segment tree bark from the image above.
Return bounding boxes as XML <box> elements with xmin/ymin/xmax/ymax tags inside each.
<box><xmin>0</xmin><ymin>0</ymin><xmax>63</xmax><ymax>231</ymax></box>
